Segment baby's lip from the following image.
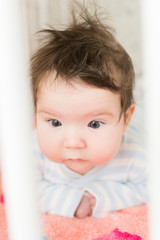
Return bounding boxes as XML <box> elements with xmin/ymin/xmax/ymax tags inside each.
<box><xmin>66</xmin><ymin>158</ymin><xmax>86</xmax><ymax>162</ymax></box>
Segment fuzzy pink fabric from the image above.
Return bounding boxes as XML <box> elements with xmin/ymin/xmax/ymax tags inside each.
<box><xmin>0</xmin><ymin>201</ymin><xmax>149</xmax><ymax>240</ymax></box>
<box><xmin>0</xmin><ymin>173</ymin><xmax>149</xmax><ymax>240</ymax></box>
<box><xmin>93</xmin><ymin>228</ymin><xmax>142</xmax><ymax>240</ymax></box>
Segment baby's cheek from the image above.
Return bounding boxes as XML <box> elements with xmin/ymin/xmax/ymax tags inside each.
<box><xmin>90</xmin><ymin>146</ymin><xmax>119</xmax><ymax>165</ymax></box>
<box><xmin>39</xmin><ymin>140</ymin><xmax>58</xmax><ymax>162</ymax></box>
<box><xmin>91</xmin><ymin>151</ymin><xmax>114</xmax><ymax>165</ymax></box>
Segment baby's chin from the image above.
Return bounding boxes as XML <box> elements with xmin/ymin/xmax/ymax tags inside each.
<box><xmin>64</xmin><ymin>159</ymin><xmax>95</xmax><ymax>175</ymax></box>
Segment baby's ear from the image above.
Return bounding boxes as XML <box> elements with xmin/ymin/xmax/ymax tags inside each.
<box><xmin>124</xmin><ymin>102</ymin><xmax>135</xmax><ymax>132</ymax></box>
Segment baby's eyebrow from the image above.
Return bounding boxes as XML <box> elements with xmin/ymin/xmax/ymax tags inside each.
<box><xmin>37</xmin><ymin>109</ymin><xmax>61</xmax><ymax>116</ymax></box>
<box><xmin>37</xmin><ymin>109</ymin><xmax>115</xmax><ymax>119</ymax></box>
<box><xmin>87</xmin><ymin>111</ymin><xmax>114</xmax><ymax>117</ymax></box>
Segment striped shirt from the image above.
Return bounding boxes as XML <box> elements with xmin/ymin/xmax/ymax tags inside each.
<box><xmin>33</xmin><ymin>104</ymin><xmax>148</xmax><ymax>218</ymax></box>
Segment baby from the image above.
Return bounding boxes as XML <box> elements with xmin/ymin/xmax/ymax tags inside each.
<box><xmin>31</xmin><ymin>4</ymin><xmax>148</xmax><ymax>218</ymax></box>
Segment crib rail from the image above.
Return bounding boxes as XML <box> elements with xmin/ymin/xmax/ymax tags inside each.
<box><xmin>0</xmin><ymin>1</ymin><xmax>42</xmax><ymax>240</ymax></box>
<box><xmin>141</xmin><ymin>0</ymin><xmax>160</xmax><ymax>239</ymax></box>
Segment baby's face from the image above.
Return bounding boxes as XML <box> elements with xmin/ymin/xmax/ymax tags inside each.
<box><xmin>35</xmin><ymin>73</ymin><xmax>133</xmax><ymax>175</ymax></box>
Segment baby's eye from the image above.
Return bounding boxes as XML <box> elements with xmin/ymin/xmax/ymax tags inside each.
<box><xmin>88</xmin><ymin>121</ymin><xmax>103</xmax><ymax>129</ymax></box>
<box><xmin>49</xmin><ymin>119</ymin><xmax>62</xmax><ymax>127</ymax></box>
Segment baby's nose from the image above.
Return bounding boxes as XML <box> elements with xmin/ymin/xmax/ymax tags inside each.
<box><xmin>63</xmin><ymin>130</ymin><xmax>86</xmax><ymax>149</ymax></box>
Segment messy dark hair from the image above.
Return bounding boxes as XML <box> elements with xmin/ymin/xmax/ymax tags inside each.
<box><xmin>30</xmin><ymin>3</ymin><xmax>135</xmax><ymax>115</ymax></box>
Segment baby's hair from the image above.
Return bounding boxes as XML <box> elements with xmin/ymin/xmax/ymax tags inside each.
<box><xmin>30</xmin><ymin>2</ymin><xmax>135</xmax><ymax>115</ymax></box>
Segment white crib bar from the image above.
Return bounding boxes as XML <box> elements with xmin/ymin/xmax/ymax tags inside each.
<box><xmin>0</xmin><ymin>1</ymin><xmax>42</xmax><ymax>240</ymax></box>
<box><xmin>141</xmin><ymin>1</ymin><xmax>160</xmax><ymax>239</ymax></box>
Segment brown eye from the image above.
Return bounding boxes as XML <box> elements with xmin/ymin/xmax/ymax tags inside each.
<box><xmin>88</xmin><ymin>121</ymin><xmax>101</xmax><ymax>129</ymax></box>
<box><xmin>50</xmin><ymin>119</ymin><xmax>62</xmax><ymax>127</ymax></box>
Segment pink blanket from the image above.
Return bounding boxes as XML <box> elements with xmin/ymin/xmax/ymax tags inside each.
<box><xmin>0</xmin><ymin>200</ymin><xmax>149</xmax><ymax>240</ymax></box>
<box><xmin>0</xmin><ymin>175</ymin><xmax>149</xmax><ymax>240</ymax></box>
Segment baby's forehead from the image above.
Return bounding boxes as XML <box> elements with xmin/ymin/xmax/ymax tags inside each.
<box><xmin>37</xmin><ymin>71</ymin><xmax>116</xmax><ymax>95</ymax></box>
<box><xmin>37</xmin><ymin>77</ymin><xmax>121</xmax><ymax>112</ymax></box>
<box><xmin>38</xmin><ymin>77</ymin><xmax>113</xmax><ymax>98</ymax></box>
